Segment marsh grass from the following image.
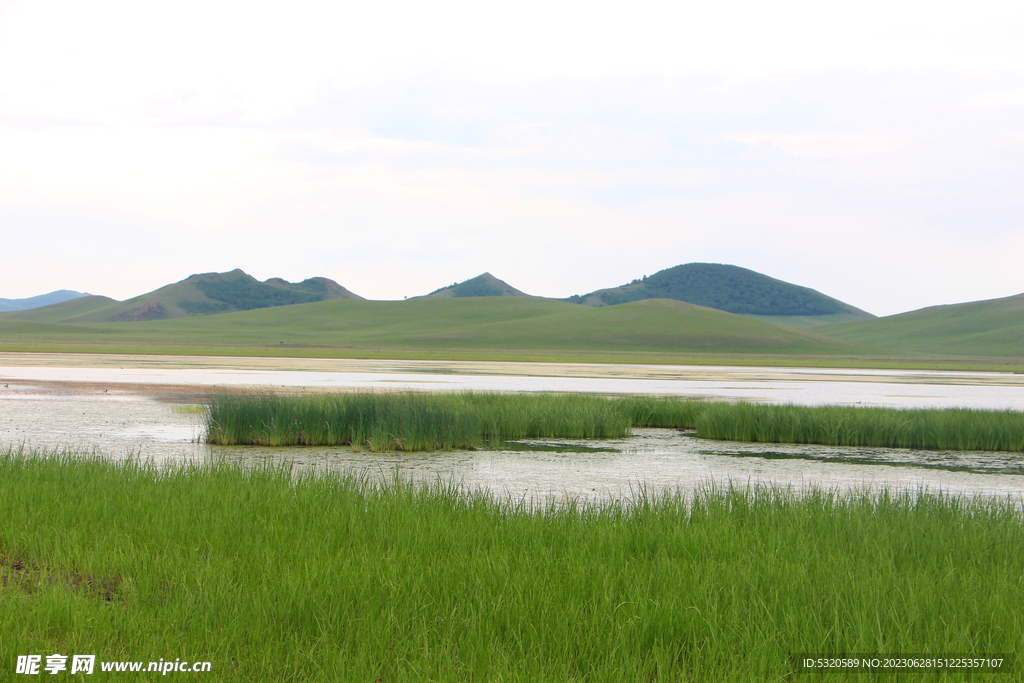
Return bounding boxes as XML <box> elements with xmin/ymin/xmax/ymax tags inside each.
<box><xmin>697</xmin><ymin>402</ymin><xmax>1024</xmax><ymax>453</ymax></box>
<box><xmin>206</xmin><ymin>391</ymin><xmax>1024</xmax><ymax>454</ymax></box>
<box><xmin>204</xmin><ymin>392</ymin><xmax>684</xmax><ymax>450</ymax></box>
<box><xmin>2</xmin><ymin>447</ymin><xmax>1022</xmax><ymax>681</ymax></box>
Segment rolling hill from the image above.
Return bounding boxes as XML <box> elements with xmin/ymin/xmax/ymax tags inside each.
<box><xmin>5</xmin><ymin>270</ymin><xmax>363</xmax><ymax>323</ymax></box>
<box><xmin>569</xmin><ymin>263</ymin><xmax>873</xmax><ymax>326</ymax></box>
<box><xmin>423</xmin><ymin>273</ymin><xmax>533</xmax><ymax>299</ymax></box>
<box><xmin>818</xmin><ymin>292</ymin><xmax>1024</xmax><ymax>357</ymax></box>
<box><xmin>5</xmin><ymin>266</ymin><xmax>1021</xmax><ymax>366</ymax></box>
<box><xmin>5</xmin><ymin>295</ymin><xmax>121</xmax><ymax>323</ymax></box>
<box><xmin>0</xmin><ymin>295</ymin><xmax>871</xmax><ymax>361</ymax></box>
<box><xmin>0</xmin><ymin>290</ymin><xmax>90</xmax><ymax>312</ymax></box>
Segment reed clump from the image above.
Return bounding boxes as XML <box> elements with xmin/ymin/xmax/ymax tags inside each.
<box><xmin>3</xmin><ymin>448</ymin><xmax>1023</xmax><ymax>682</ymax></box>
<box><xmin>205</xmin><ymin>392</ymin><xmax>678</xmax><ymax>450</ymax></box>
<box><xmin>206</xmin><ymin>392</ymin><xmax>481</xmax><ymax>450</ymax></box>
<box><xmin>205</xmin><ymin>391</ymin><xmax>1024</xmax><ymax>453</ymax></box>
<box><xmin>696</xmin><ymin>402</ymin><xmax>1024</xmax><ymax>452</ymax></box>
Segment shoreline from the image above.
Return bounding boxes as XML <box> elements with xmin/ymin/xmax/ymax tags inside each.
<box><xmin>3</xmin><ymin>352</ymin><xmax>1024</xmax><ymax>412</ymax></box>
<box><xmin>3</xmin><ymin>351</ymin><xmax>1023</xmax><ymax>383</ymax></box>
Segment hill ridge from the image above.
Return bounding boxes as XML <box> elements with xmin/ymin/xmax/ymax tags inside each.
<box><xmin>819</xmin><ymin>291</ymin><xmax>1024</xmax><ymax>356</ymax></box>
<box><xmin>424</xmin><ymin>272</ymin><xmax>532</xmax><ymax>299</ymax></box>
<box><xmin>568</xmin><ymin>263</ymin><xmax>873</xmax><ymax>325</ymax></box>
<box><xmin>5</xmin><ymin>270</ymin><xmax>364</xmax><ymax>323</ymax></box>
<box><xmin>0</xmin><ymin>289</ymin><xmax>91</xmax><ymax>312</ymax></box>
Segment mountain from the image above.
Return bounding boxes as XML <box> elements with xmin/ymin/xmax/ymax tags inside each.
<box><xmin>568</xmin><ymin>263</ymin><xmax>873</xmax><ymax>326</ymax></box>
<box><xmin>423</xmin><ymin>273</ymin><xmax>532</xmax><ymax>299</ymax></box>
<box><xmin>818</xmin><ymin>292</ymin><xmax>1024</xmax><ymax>357</ymax></box>
<box><xmin>5</xmin><ymin>270</ymin><xmax>363</xmax><ymax>323</ymax></box>
<box><xmin>0</xmin><ymin>290</ymin><xmax>90</xmax><ymax>312</ymax></box>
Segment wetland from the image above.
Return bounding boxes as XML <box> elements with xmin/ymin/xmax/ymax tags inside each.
<box><xmin>5</xmin><ymin>354</ymin><xmax>1024</xmax><ymax>680</ymax></box>
<box><xmin>4</xmin><ymin>353</ymin><xmax>1024</xmax><ymax>504</ymax></box>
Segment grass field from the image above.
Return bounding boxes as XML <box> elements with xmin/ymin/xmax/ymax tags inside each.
<box><xmin>2</xmin><ymin>450</ymin><xmax>1021</xmax><ymax>681</ymax></box>
<box><xmin>3</xmin><ymin>294</ymin><xmax>1022</xmax><ymax>371</ymax></box>
<box><xmin>0</xmin><ymin>296</ymin><xmax>870</xmax><ymax>356</ymax></box>
<box><xmin>820</xmin><ymin>292</ymin><xmax>1024</xmax><ymax>357</ymax></box>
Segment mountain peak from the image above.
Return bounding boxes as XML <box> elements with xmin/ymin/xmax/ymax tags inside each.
<box><xmin>570</xmin><ymin>263</ymin><xmax>873</xmax><ymax>322</ymax></box>
<box><xmin>425</xmin><ymin>273</ymin><xmax>531</xmax><ymax>298</ymax></box>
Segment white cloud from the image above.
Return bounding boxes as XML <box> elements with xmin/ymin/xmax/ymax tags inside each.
<box><xmin>0</xmin><ymin>0</ymin><xmax>1022</xmax><ymax>316</ymax></box>
<box><xmin>965</xmin><ymin>88</ymin><xmax>1024</xmax><ymax>109</ymax></box>
<box><xmin>723</xmin><ymin>130</ymin><xmax>908</xmax><ymax>162</ymax></box>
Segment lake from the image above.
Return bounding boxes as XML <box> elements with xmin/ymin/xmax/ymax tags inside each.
<box><xmin>3</xmin><ymin>353</ymin><xmax>1024</xmax><ymax>504</ymax></box>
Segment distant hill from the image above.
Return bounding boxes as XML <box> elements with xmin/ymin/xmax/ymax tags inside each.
<box><xmin>569</xmin><ymin>263</ymin><xmax>873</xmax><ymax>325</ymax></box>
<box><xmin>4</xmin><ymin>266</ymin><xmax>1022</xmax><ymax>364</ymax></box>
<box><xmin>818</xmin><ymin>292</ymin><xmax>1024</xmax><ymax>357</ymax></box>
<box><xmin>0</xmin><ymin>290</ymin><xmax>90</xmax><ymax>312</ymax></box>
<box><xmin>6</xmin><ymin>270</ymin><xmax>363</xmax><ymax>323</ymax></box>
<box><xmin>423</xmin><ymin>273</ymin><xmax>532</xmax><ymax>299</ymax></box>
<box><xmin>0</xmin><ymin>295</ymin><xmax>869</xmax><ymax>359</ymax></box>
<box><xmin>4</xmin><ymin>295</ymin><xmax>121</xmax><ymax>323</ymax></box>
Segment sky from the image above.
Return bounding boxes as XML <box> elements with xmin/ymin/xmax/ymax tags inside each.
<box><xmin>1</xmin><ymin>0</ymin><xmax>1022</xmax><ymax>316</ymax></box>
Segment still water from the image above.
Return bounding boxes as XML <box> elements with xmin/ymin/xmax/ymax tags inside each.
<box><xmin>2</xmin><ymin>354</ymin><xmax>1024</xmax><ymax>408</ymax></box>
<box><xmin>3</xmin><ymin>354</ymin><xmax>1024</xmax><ymax>504</ymax></box>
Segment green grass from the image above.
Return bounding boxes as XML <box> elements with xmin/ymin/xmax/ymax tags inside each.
<box><xmin>696</xmin><ymin>403</ymin><xmax>1024</xmax><ymax>453</ymax></box>
<box><xmin>3</xmin><ymin>294</ymin><xmax>1021</xmax><ymax>370</ymax></box>
<box><xmin>2</xmin><ymin>449</ymin><xmax>1021</xmax><ymax>681</ymax></box>
<box><xmin>206</xmin><ymin>391</ymin><xmax>1024</xmax><ymax>454</ymax></box>
<box><xmin>205</xmin><ymin>392</ymin><xmax>706</xmax><ymax>449</ymax></box>
<box><xmin>0</xmin><ymin>296</ymin><xmax>873</xmax><ymax>359</ymax></box>
<box><xmin>820</xmin><ymin>292</ymin><xmax>1024</xmax><ymax>357</ymax></box>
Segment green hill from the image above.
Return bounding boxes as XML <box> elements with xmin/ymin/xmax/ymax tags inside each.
<box><xmin>570</xmin><ymin>263</ymin><xmax>873</xmax><ymax>325</ymax></box>
<box><xmin>6</xmin><ymin>266</ymin><xmax>1024</xmax><ymax>367</ymax></box>
<box><xmin>0</xmin><ymin>296</ymin><xmax>867</xmax><ymax>360</ymax></box>
<box><xmin>6</xmin><ymin>270</ymin><xmax>363</xmax><ymax>323</ymax></box>
<box><xmin>3</xmin><ymin>295</ymin><xmax>120</xmax><ymax>323</ymax></box>
<box><xmin>0</xmin><ymin>289</ymin><xmax>91</xmax><ymax>312</ymax></box>
<box><xmin>818</xmin><ymin>293</ymin><xmax>1024</xmax><ymax>357</ymax></box>
<box><xmin>423</xmin><ymin>273</ymin><xmax>532</xmax><ymax>299</ymax></box>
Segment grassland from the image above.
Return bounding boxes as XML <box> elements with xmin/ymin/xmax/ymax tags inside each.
<box><xmin>3</xmin><ymin>291</ymin><xmax>1022</xmax><ymax>371</ymax></box>
<box><xmin>820</xmin><ymin>292</ymin><xmax>1024</xmax><ymax>357</ymax></box>
<box><xmin>3</xmin><ymin>449</ymin><xmax>1021</xmax><ymax>681</ymax></box>
<box><xmin>0</xmin><ymin>295</ymin><xmax>932</xmax><ymax>365</ymax></box>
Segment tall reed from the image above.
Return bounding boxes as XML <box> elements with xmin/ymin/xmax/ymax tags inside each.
<box><xmin>206</xmin><ymin>391</ymin><xmax>481</xmax><ymax>450</ymax></box>
<box><xmin>696</xmin><ymin>402</ymin><xmax>1024</xmax><ymax>452</ymax></box>
<box><xmin>613</xmin><ymin>395</ymin><xmax>708</xmax><ymax>428</ymax></box>
<box><xmin>204</xmin><ymin>392</ymin><xmax>665</xmax><ymax>450</ymax></box>
<box><xmin>206</xmin><ymin>391</ymin><xmax>1024</xmax><ymax>453</ymax></box>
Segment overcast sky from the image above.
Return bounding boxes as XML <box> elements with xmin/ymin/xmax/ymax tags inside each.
<box><xmin>1</xmin><ymin>0</ymin><xmax>1022</xmax><ymax>316</ymax></box>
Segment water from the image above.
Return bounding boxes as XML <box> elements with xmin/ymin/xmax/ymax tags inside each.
<box><xmin>3</xmin><ymin>355</ymin><xmax>1024</xmax><ymax>505</ymax></box>
<box><xmin>2</xmin><ymin>354</ymin><xmax>1024</xmax><ymax>408</ymax></box>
